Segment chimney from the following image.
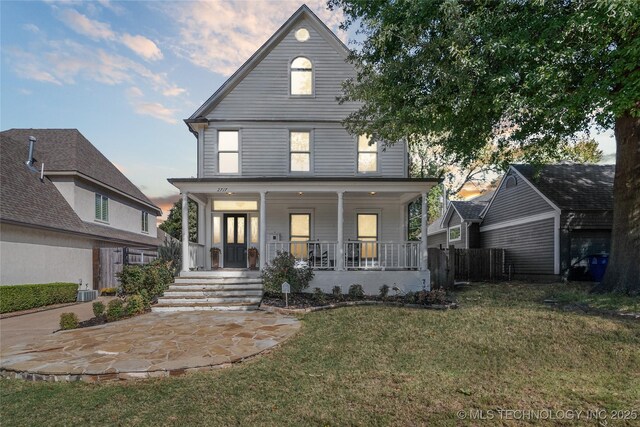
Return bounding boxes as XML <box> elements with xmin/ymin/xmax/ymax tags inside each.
<box><xmin>25</xmin><ymin>136</ymin><xmax>36</xmax><ymax>170</ymax></box>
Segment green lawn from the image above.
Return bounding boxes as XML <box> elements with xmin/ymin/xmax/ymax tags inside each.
<box><xmin>2</xmin><ymin>283</ymin><xmax>639</xmax><ymax>426</ymax></box>
<box><xmin>543</xmin><ymin>282</ymin><xmax>640</xmax><ymax>313</ymax></box>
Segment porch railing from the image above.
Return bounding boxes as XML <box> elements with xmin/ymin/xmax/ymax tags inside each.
<box><xmin>266</xmin><ymin>241</ymin><xmax>421</xmax><ymax>270</ymax></box>
<box><xmin>188</xmin><ymin>242</ymin><xmax>205</xmax><ymax>270</ymax></box>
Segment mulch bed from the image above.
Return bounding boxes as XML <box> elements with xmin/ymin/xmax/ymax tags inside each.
<box><xmin>57</xmin><ymin>309</ymin><xmax>152</xmax><ymax>332</ymax></box>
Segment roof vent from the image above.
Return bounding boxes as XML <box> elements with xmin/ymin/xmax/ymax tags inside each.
<box><xmin>25</xmin><ymin>136</ymin><xmax>37</xmax><ymax>171</ymax></box>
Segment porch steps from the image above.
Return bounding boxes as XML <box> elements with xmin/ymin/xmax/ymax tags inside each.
<box><xmin>152</xmin><ymin>273</ymin><xmax>263</xmax><ymax>312</ymax></box>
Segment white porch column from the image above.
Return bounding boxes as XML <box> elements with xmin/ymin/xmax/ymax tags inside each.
<box><xmin>420</xmin><ymin>192</ymin><xmax>428</xmax><ymax>271</ymax></box>
<box><xmin>259</xmin><ymin>191</ymin><xmax>267</xmax><ymax>270</ymax></box>
<box><xmin>204</xmin><ymin>198</ymin><xmax>212</xmax><ymax>270</ymax></box>
<box><xmin>336</xmin><ymin>191</ymin><xmax>345</xmax><ymax>271</ymax></box>
<box><xmin>181</xmin><ymin>192</ymin><xmax>189</xmax><ymax>273</ymax></box>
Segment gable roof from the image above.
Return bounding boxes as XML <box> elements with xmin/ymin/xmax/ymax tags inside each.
<box><xmin>186</xmin><ymin>4</ymin><xmax>349</xmax><ymax>128</ymax></box>
<box><xmin>1</xmin><ymin>129</ymin><xmax>160</xmax><ymax>214</ymax></box>
<box><xmin>427</xmin><ymin>218</ymin><xmax>446</xmax><ymax>235</ymax></box>
<box><xmin>511</xmin><ymin>164</ymin><xmax>614</xmax><ymax>211</ymax></box>
<box><xmin>441</xmin><ymin>190</ymin><xmax>494</xmax><ymax>227</ymax></box>
<box><xmin>0</xmin><ymin>133</ymin><xmax>161</xmax><ymax>247</ymax></box>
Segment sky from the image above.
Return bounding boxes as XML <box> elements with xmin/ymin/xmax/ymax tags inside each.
<box><xmin>1</xmin><ymin>1</ymin><xmax>616</xmax><ymax>219</ymax></box>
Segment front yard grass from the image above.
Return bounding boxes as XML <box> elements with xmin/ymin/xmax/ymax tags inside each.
<box><xmin>543</xmin><ymin>282</ymin><xmax>640</xmax><ymax>313</ymax></box>
<box><xmin>1</xmin><ymin>282</ymin><xmax>639</xmax><ymax>426</ymax></box>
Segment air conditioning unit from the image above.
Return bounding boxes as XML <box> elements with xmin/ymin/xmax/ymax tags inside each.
<box><xmin>269</xmin><ymin>233</ymin><xmax>281</xmax><ymax>242</ymax></box>
<box><xmin>77</xmin><ymin>289</ymin><xmax>98</xmax><ymax>302</ymax></box>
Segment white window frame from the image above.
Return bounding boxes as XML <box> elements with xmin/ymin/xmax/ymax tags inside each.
<box><xmin>95</xmin><ymin>193</ymin><xmax>109</xmax><ymax>223</ymax></box>
<box><xmin>448</xmin><ymin>225</ymin><xmax>462</xmax><ymax>242</ymax></box>
<box><xmin>289</xmin><ymin>56</ymin><xmax>314</xmax><ymax>97</ymax></box>
<box><xmin>289</xmin><ymin>130</ymin><xmax>313</xmax><ymax>174</ymax></box>
<box><xmin>356</xmin><ymin>135</ymin><xmax>379</xmax><ymax>174</ymax></box>
<box><xmin>217</xmin><ymin>130</ymin><xmax>240</xmax><ymax>175</ymax></box>
<box><xmin>141</xmin><ymin>211</ymin><xmax>149</xmax><ymax>233</ymax></box>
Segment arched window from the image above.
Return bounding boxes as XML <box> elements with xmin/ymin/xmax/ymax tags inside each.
<box><xmin>290</xmin><ymin>57</ymin><xmax>312</xmax><ymax>95</ymax></box>
<box><xmin>505</xmin><ymin>175</ymin><xmax>518</xmax><ymax>189</ymax></box>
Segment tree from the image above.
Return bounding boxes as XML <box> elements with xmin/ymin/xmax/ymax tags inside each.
<box><xmin>328</xmin><ymin>0</ymin><xmax>639</xmax><ymax>294</ymax></box>
<box><xmin>159</xmin><ymin>199</ymin><xmax>198</xmax><ymax>242</ymax></box>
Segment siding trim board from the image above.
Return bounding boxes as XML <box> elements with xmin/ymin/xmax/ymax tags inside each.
<box><xmin>480</xmin><ymin>211</ymin><xmax>557</xmax><ymax>232</ymax></box>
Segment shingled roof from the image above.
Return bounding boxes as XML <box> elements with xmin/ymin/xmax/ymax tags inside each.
<box><xmin>511</xmin><ymin>164</ymin><xmax>614</xmax><ymax>211</ymax></box>
<box><xmin>0</xmin><ymin>133</ymin><xmax>161</xmax><ymax>247</ymax></box>
<box><xmin>1</xmin><ymin>129</ymin><xmax>160</xmax><ymax>214</ymax></box>
<box><xmin>450</xmin><ymin>191</ymin><xmax>494</xmax><ymax>222</ymax></box>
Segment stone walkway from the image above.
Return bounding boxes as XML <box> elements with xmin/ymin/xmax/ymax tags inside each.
<box><xmin>0</xmin><ymin>311</ymin><xmax>300</xmax><ymax>382</ymax></box>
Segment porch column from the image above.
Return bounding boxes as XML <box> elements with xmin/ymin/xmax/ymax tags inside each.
<box><xmin>420</xmin><ymin>192</ymin><xmax>428</xmax><ymax>271</ymax></box>
<box><xmin>336</xmin><ymin>191</ymin><xmax>345</xmax><ymax>271</ymax></box>
<box><xmin>259</xmin><ymin>191</ymin><xmax>267</xmax><ymax>270</ymax></box>
<box><xmin>181</xmin><ymin>192</ymin><xmax>189</xmax><ymax>273</ymax></box>
<box><xmin>204</xmin><ymin>198</ymin><xmax>212</xmax><ymax>270</ymax></box>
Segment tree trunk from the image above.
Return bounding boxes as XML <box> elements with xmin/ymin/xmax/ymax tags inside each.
<box><xmin>598</xmin><ymin>113</ymin><xmax>640</xmax><ymax>294</ymax></box>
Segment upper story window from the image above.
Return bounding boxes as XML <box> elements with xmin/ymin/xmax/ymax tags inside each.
<box><xmin>218</xmin><ymin>130</ymin><xmax>239</xmax><ymax>174</ymax></box>
<box><xmin>290</xmin><ymin>57</ymin><xmax>313</xmax><ymax>95</ymax></box>
<box><xmin>290</xmin><ymin>131</ymin><xmax>311</xmax><ymax>172</ymax></box>
<box><xmin>141</xmin><ymin>211</ymin><xmax>149</xmax><ymax>233</ymax></box>
<box><xmin>357</xmin><ymin>134</ymin><xmax>378</xmax><ymax>173</ymax></box>
<box><xmin>295</xmin><ymin>28</ymin><xmax>310</xmax><ymax>42</ymax></box>
<box><xmin>95</xmin><ymin>193</ymin><xmax>109</xmax><ymax>222</ymax></box>
<box><xmin>449</xmin><ymin>225</ymin><xmax>461</xmax><ymax>241</ymax></box>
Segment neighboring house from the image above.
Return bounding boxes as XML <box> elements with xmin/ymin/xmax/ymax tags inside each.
<box><xmin>164</xmin><ymin>5</ymin><xmax>438</xmax><ymax>310</ymax></box>
<box><xmin>427</xmin><ymin>192</ymin><xmax>493</xmax><ymax>249</ymax></box>
<box><xmin>479</xmin><ymin>164</ymin><xmax>614</xmax><ymax>280</ymax></box>
<box><xmin>0</xmin><ymin>129</ymin><xmax>162</xmax><ymax>287</ymax></box>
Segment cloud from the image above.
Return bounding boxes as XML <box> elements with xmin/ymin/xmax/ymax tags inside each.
<box><xmin>22</xmin><ymin>23</ymin><xmax>41</xmax><ymax>33</ymax></box>
<box><xmin>97</xmin><ymin>0</ymin><xmax>125</xmax><ymax>15</ymax></box>
<box><xmin>126</xmin><ymin>86</ymin><xmax>178</xmax><ymax>124</ymax></box>
<box><xmin>120</xmin><ymin>34</ymin><xmax>163</xmax><ymax>61</ymax></box>
<box><xmin>162</xmin><ymin>0</ymin><xmax>346</xmax><ymax>76</ymax></box>
<box><xmin>58</xmin><ymin>8</ymin><xmax>115</xmax><ymax>40</ymax></box>
<box><xmin>163</xmin><ymin>87</ymin><xmax>187</xmax><ymax>97</ymax></box>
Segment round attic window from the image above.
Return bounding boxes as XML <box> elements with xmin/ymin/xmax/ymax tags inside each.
<box><xmin>295</xmin><ymin>28</ymin><xmax>310</xmax><ymax>42</ymax></box>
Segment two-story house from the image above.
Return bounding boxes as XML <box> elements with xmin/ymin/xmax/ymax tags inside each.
<box><xmin>0</xmin><ymin>129</ymin><xmax>162</xmax><ymax>288</ymax></box>
<box><xmin>161</xmin><ymin>6</ymin><xmax>438</xmax><ymax>311</ymax></box>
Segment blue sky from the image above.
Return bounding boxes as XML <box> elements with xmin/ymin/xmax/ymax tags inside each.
<box><xmin>1</xmin><ymin>1</ymin><xmax>616</xmax><ymax>218</ymax></box>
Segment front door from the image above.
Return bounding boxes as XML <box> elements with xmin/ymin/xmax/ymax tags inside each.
<box><xmin>224</xmin><ymin>214</ymin><xmax>247</xmax><ymax>268</ymax></box>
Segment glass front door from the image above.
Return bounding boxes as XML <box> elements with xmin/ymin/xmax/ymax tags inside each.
<box><xmin>223</xmin><ymin>214</ymin><xmax>247</xmax><ymax>268</ymax></box>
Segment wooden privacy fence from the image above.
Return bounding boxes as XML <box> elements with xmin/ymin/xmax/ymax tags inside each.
<box><xmin>428</xmin><ymin>247</ymin><xmax>506</xmax><ymax>289</ymax></box>
<box><xmin>93</xmin><ymin>247</ymin><xmax>158</xmax><ymax>290</ymax></box>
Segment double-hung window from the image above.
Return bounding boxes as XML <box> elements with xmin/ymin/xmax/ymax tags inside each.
<box><xmin>95</xmin><ymin>194</ymin><xmax>109</xmax><ymax>222</ymax></box>
<box><xmin>290</xmin><ymin>57</ymin><xmax>313</xmax><ymax>95</ymax></box>
<box><xmin>218</xmin><ymin>130</ymin><xmax>239</xmax><ymax>174</ymax></box>
<box><xmin>290</xmin><ymin>131</ymin><xmax>310</xmax><ymax>172</ymax></box>
<box><xmin>289</xmin><ymin>213</ymin><xmax>311</xmax><ymax>259</ymax></box>
<box><xmin>141</xmin><ymin>211</ymin><xmax>149</xmax><ymax>233</ymax></box>
<box><xmin>357</xmin><ymin>134</ymin><xmax>378</xmax><ymax>173</ymax></box>
<box><xmin>357</xmin><ymin>213</ymin><xmax>378</xmax><ymax>259</ymax></box>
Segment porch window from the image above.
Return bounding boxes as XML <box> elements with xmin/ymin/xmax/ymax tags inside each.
<box><xmin>357</xmin><ymin>213</ymin><xmax>378</xmax><ymax>258</ymax></box>
<box><xmin>290</xmin><ymin>131</ymin><xmax>310</xmax><ymax>172</ymax></box>
<box><xmin>141</xmin><ymin>211</ymin><xmax>149</xmax><ymax>233</ymax></box>
<box><xmin>218</xmin><ymin>130</ymin><xmax>239</xmax><ymax>174</ymax></box>
<box><xmin>213</xmin><ymin>200</ymin><xmax>258</xmax><ymax>211</ymax></box>
<box><xmin>449</xmin><ymin>225</ymin><xmax>461</xmax><ymax>242</ymax></box>
<box><xmin>213</xmin><ymin>216</ymin><xmax>221</xmax><ymax>244</ymax></box>
<box><xmin>290</xmin><ymin>57</ymin><xmax>312</xmax><ymax>95</ymax></box>
<box><xmin>407</xmin><ymin>198</ymin><xmax>421</xmax><ymax>240</ymax></box>
<box><xmin>95</xmin><ymin>193</ymin><xmax>108</xmax><ymax>222</ymax></box>
<box><xmin>289</xmin><ymin>213</ymin><xmax>310</xmax><ymax>258</ymax></box>
<box><xmin>357</xmin><ymin>134</ymin><xmax>377</xmax><ymax>173</ymax></box>
<box><xmin>250</xmin><ymin>216</ymin><xmax>259</xmax><ymax>244</ymax></box>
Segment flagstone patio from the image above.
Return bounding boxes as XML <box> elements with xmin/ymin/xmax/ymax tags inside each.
<box><xmin>0</xmin><ymin>311</ymin><xmax>300</xmax><ymax>382</ymax></box>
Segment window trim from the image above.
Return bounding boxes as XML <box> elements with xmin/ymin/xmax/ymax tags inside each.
<box><xmin>356</xmin><ymin>134</ymin><xmax>379</xmax><ymax>174</ymax></box>
<box><xmin>94</xmin><ymin>193</ymin><xmax>109</xmax><ymax>223</ymax></box>
<box><xmin>141</xmin><ymin>211</ymin><xmax>149</xmax><ymax>233</ymax></box>
<box><xmin>217</xmin><ymin>129</ymin><xmax>241</xmax><ymax>175</ymax></box>
<box><xmin>356</xmin><ymin>212</ymin><xmax>379</xmax><ymax>241</ymax></box>
<box><xmin>289</xmin><ymin>56</ymin><xmax>314</xmax><ymax>97</ymax></box>
<box><xmin>448</xmin><ymin>225</ymin><xmax>462</xmax><ymax>242</ymax></box>
<box><xmin>289</xmin><ymin>130</ymin><xmax>313</xmax><ymax>174</ymax></box>
<box><xmin>289</xmin><ymin>212</ymin><xmax>312</xmax><ymax>241</ymax></box>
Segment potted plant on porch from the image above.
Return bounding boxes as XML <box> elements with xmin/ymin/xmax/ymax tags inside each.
<box><xmin>210</xmin><ymin>247</ymin><xmax>221</xmax><ymax>270</ymax></box>
<box><xmin>248</xmin><ymin>247</ymin><xmax>259</xmax><ymax>270</ymax></box>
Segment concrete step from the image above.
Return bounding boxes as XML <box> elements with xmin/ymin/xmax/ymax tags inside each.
<box><xmin>168</xmin><ymin>284</ymin><xmax>263</xmax><ymax>291</ymax></box>
<box><xmin>164</xmin><ymin>289</ymin><xmax>263</xmax><ymax>297</ymax></box>
<box><xmin>158</xmin><ymin>296</ymin><xmax>262</xmax><ymax>304</ymax></box>
<box><xmin>152</xmin><ymin>302</ymin><xmax>259</xmax><ymax>312</ymax></box>
<box><xmin>174</xmin><ymin>277</ymin><xmax>263</xmax><ymax>285</ymax></box>
<box><xmin>179</xmin><ymin>270</ymin><xmax>260</xmax><ymax>279</ymax></box>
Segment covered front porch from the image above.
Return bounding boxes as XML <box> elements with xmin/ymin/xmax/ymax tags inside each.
<box><xmin>170</xmin><ymin>178</ymin><xmax>437</xmax><ymax>292</ymax></box>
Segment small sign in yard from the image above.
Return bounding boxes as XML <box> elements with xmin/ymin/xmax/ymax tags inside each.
<box><xmin>281</xmin><ymin>282</ymin><xmax>291</xmax><ymax>307</ymax></box>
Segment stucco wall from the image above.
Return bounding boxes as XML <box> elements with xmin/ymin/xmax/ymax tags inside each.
<box><xmin>0</xmin><ymin>223</ymin><xmax>93</xmax><ymax>286</ymax></box>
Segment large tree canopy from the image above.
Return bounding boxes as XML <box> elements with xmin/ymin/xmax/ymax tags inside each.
<box><xmin>329</xmin><ymin>0</ymin><xmax>639</xmax><ymax>293</ymax></box>
<box><xmin>159</xmin><ymin>199</ymin><xmax>198</xmax><ymax>242</ymax></box>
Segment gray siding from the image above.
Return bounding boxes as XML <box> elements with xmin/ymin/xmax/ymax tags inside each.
<box><xmin>446</xmin><ymin>210</ymin><xmax>467</xmax><ymax>249</ymax></box>
<box><xmin>206</xmin><ymin>17</ymin><xmax>356</xmax><ymax>121</ymax></box>
<box><xmin>467</xmin><ymin>223</ymin><xmax>481</xmax><ymax>248</ymax></box>
<box><xmin>428</xmin><ymin>231</ymin><xmax>447</xmax><ymax>248</ymax></box>
<box><xmin>482</xmin><ymin>170</ymin><xmax>555</xmax><ymax>226</ymax></box>
<box><xmin>480</xmin><ymin>218</ymin><xmax>555</xmax><ymax>276</ymax></box>
<box><xmin>562</xmin><ymin>211</ymin><xmax>613</xmax><ymax>230</ymax></box>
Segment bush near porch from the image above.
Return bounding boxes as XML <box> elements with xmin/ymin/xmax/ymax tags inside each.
<box><xmin>261</xmin><ymin>251</ymin><xmax>314</xmax><ymax>294</ymax></box>
<box><xmin>117</xmin><ymin>260</ymin><xmax>173</xmax><ymax>305</ymax></box>
<box><xmin>0</xmin><ymin>282</ymin><xmax>77</xmax><ymax>313</ymax></box>
<box><xmin>1</xmin><ymin>282</ymin><xmax>638</xmax><ymax>425</ymax></box>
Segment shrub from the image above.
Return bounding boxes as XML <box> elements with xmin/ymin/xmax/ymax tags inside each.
<box><xmin>106</xmin><ymin>299</ymin><xmax>125</xmax><ymax>321</ymax></box>
<box><xmin>261</xmin><ymin>251</ymin><xmax>314</xmax><ymax>294</ymax></box>
<box><xmin>158</xmin><ymin>237</ymin><xmax>181</xmax><ymax>276</ymax></box>
<box><xmin>92</xmin><ymin>301</ymin><xmax>105</xmax><ymax>317</ymax></box>
<box><xmin>332</xmin><ymin>285</ymin><xmax>342</xmax><ymax>299</ymax></box>
<box><xmin>379</xmin><ymin>284</ymin><xmax>390</xmax><ymax>300</ymax></box>
<box><xmin>313</xmin><ymin>287</ymin><xmax>327</xmax><ymax>304</ymax></box>
<box><xmin>59</xmin><ymin>312</ymin><xmax>79</xmax><ymax>330</ymax></box>
<box><xmin>404</xmin><ymin>291</ymin><xmax>416</xmax><ymax>304</ymax></box>
<box><xmin>125</xmin><ymin>294</ymin><xmax>145</xmax><ymax>316</ymax></box>
<box><xmin>100</xmin><ymin>287</ymin><xmax>117</xmax><ymax>296</ymax></box>
<box><xmin>0</xmin><ymin>282</ymin><xmax>77</xmax><ymax>313</ymax></box>
<box><xmin>426</xmin><ymin>288</ymin><xmax>448</xmax><ymax>305</ymax></box>
<box><xmin>348</xmin><ymin>284</ymin><xmax>365</xmax><ymax>299</ymax></box>
<box><xmin>118</xmin><ymin>260</ymin><xmax>173</xmax><ymax>300</ymax></box>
